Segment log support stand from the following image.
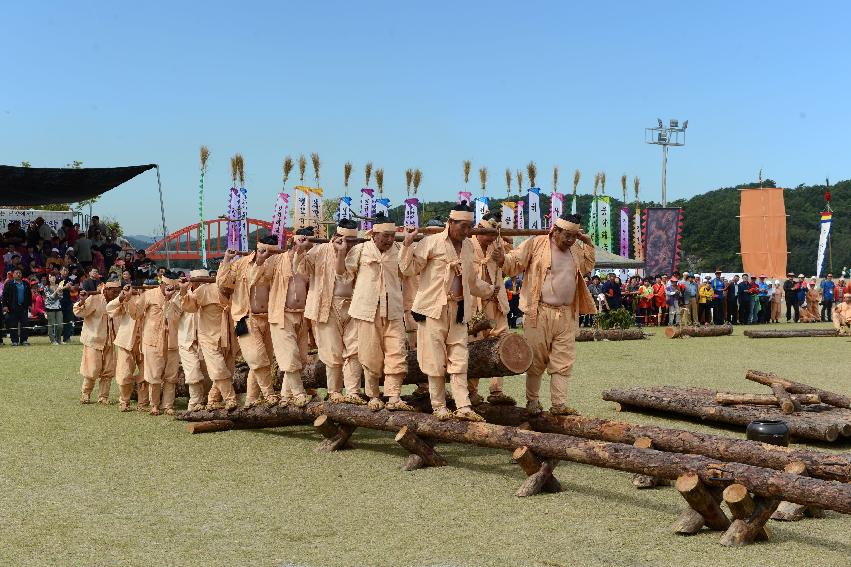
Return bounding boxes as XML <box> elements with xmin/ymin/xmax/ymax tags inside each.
<box><xmin>672</xmin><ymin>473</ymin><xmax>730</xmax><ymax>535</ymax></box>
<box><xmin>512</xmin><ymin>446</ymin><xmax>563</xmax><ymax>497</ymax></box>
<box><xmin>395</xmin><ymin>426</ymin><xmax>447</xmax><ymax>471</ymax></box>
<box><xmin>631</xmin><ymin>437</ymin><xmax>671</xmax><ymax>489</ymax></box>
<box><xmin>771</xmin><ymin>461</ymin><xmax>826</xmax><ymax>521</ymax></box>
<box><xmin>314</xmin><ymin>415</ymin><xmax>356</xmax><ymax>452</ymax></box>
<box><xmin>720</xmin><ymin>483</ymin><xmax>780</xmax><ymax>546</ymax></box>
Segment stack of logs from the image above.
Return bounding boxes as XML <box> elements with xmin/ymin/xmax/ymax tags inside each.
<box><xmin>178</xmin><ymin>396</ymin><xmax>851</xmax><ymax>547</ymax></box>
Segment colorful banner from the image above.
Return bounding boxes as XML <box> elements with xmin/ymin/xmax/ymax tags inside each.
<box><xmin>588</xmin><ymin>197</ymin><xmax>612</xmax><ymax>251</ymax></box>
<box><xmin>337</xmin><ymin>195</ymin><xmax>353</xmax><ymax>221</ymax></box>
<box><xmin>359</xmin><ymin>188</ymin><xmax>375</xmax><ymax>231</ymax></box>
<box><xmin>515</xmin><ymin>198</ymin><xmax>525</xmax><ymax>229</ymax></box>
<box><xmin>633</xmin><ymin>207</ymin><xmax>643</xmax><ymax>261</ymax></box>
<box><xmin>458</xmin><ymin>190</ymin><xmax>472</xmax><ymax>206</ymax></box>
<box><xmin>237</xmin><ymin>187</ymin><xmax>248</xmax><ymax>252</ymax></box>
<box><xmin>619</xmin><ymin>207</ymin><xmax>630</xmax><ymax>258</ymax></box>
<box><xmin>375</xmin><ymin>197</ymin><xmax>390</xmax><ymax>219</ymax></box>
<box><xmin>474</xmin><ymin>197</ymin><xmax>489</xmax><ymax>226</ymax></box>
<box><xmin>501</xmin><ymin>202</ymin><xmax>516</xmax><ymax>229</ymax></box>
<box><xmin>270</xmin><ymin>192</ymin><xmax>290</xmax><ymax>245</ymax></box>
<box><xmin>293</xmin><ymin>186</ymin><xmax>311</xmax><ymax>231</ymax></box>
<box><xmin>404</xmin><ymin>197</ymin><xmax>419</xmax><ymax>227</ymax></box>
<box><xmin>309</xmin><ymin>187</ymin><xmax>323</xmax><ymax>235</ymax></box>
<box><xmin>816</xmin><ymin>211</ymin><xmax>833</xmax><ymax>277</ymax></box>
<box><xmin>550</xmin><ymin>190</ymin><xmax>564</xmax><ymax>228</ymax></box>
<box><xmin>642</xmin><ymin>208</ymin><xmax>683</xmax><ymax>277</ymax></box>
<box><xmin>528</xmin><ymin>188</ymin><xmax>543</xmax><ymax>230</ymax></box>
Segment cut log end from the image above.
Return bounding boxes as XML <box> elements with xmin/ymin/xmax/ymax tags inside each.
<box><xmin>496</xmin><ymin>333</ymin><xmax>534</xmax><ymax>375</ymax></box>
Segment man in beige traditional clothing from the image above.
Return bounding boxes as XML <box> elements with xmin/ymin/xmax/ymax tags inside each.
<box><xmin>253</xmin><ymin>230</ymin><xmax>314</xmax><ymax>407</ymax></box>
<box><xmin>135</xmin><ymin>272</ymin><xmax>182</xmax><ymax>416</ymax></box>
<box><xmin>178</xmin><ymin>269</ymin><xmax>239</xmax><ymax>411</ymax></box>
<box><xmin>401</xmin><ymin>202</ymin><xmax>502</xmax><ymax>421</ymax></box>
<box><xmin>74</xmin><ymin>281</ymin><xmax>120</xmax><ymax>404</ymax></box>
<box><xmin>218</xmin><ymin>238</ymin><xmax>281</xmax><ymax>408</ymax></box>
<box><xmin>338</xmin><ymin>212</ymin><xmax>414</xmax><ymax>412</ymax></box>
<box><xmin>302</xmin><ymin>219</ymin><xmax>362</xmax><ymax>403</ymax></box>
<box><xmin>107</xmin><ymin>284</ymin><xmax>147</xmax><ymax>412</ymax></box>
<box><xmin>467</xmin><ymin>211</ymin><xmax>516</xmax><ymax>406</ymax></box>
<box><xmin>833</xmin><ymin>293</ymin><xmax>851</xmax><ymax>334</ymax></box>
<box><xmin>496</xmin><ymin>212</ymin><xmax>596</xmax><ymax>416</ymax></box>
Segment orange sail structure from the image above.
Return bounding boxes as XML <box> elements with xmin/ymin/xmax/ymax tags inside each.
<box><xmin>739</xmin><ymin>188</ymin><xmax>787</xmax><ymax>278</ymax></box>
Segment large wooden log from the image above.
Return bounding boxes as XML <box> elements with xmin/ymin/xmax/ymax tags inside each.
<box><xmin>665</xmin><ymin>324</ymin><xmax>733</xmax><ymax>339</ymax></box>
<box><xmin>745</xmin><ymin>369</ymin><xmax>851</xmax><ymax>409</ymax></box>
<box><xmin>743</xmin><ymin>329</ymin><xmax>839</xmax><ymax>339</ymax></box>
<box><xmin>675</xmin><ymin>473</ymin><xmax>730</xmax><ymax>531</ymax></box>
<box><xmin>575</xmin><ymin>328</ymin><xmax>644</xmax><ymax>342</ymax></box>
<box><xmin>770</xmin><ymin>383</ymin><xmax>796</xmax><ymax>414</ymax></box>
<box><xmin>179</xmin><ymin>401</ymin><xmax>851</xmax><ymax>482</ymax></box>
<box><xmin>714</xmin><ymin>392</ymin><xmax>821</xmax><ymax>406</ymax></box>
<box><xmin>218</xmin><ymin>402</ymin><xmax>851</xmax><ymax>514</ymax></box>
<box><xmin>720</xmin><ymin>484</ymin><xmax>777</xmax><ymax>546</ymax></box>
<box><xmin>602</xmin><ymin>386</ymin><xmax>849</xmax><ymax>442</ymax></box>
<box><xmin>302</xmin><ymin>333</ymin><xmax>532</xmax><ymax>387</ymax></box>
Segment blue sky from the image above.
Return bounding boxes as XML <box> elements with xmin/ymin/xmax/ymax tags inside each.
<box><xmin>3</xmin><ymin>1</ymin><xmax>850</xmax><ymax>235</ymax></box>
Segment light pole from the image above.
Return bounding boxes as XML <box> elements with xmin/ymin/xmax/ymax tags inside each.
<box><xmin>645</xmin><ymin>118</ymin><xmax>687</xmax><ymax>207</ymax></box>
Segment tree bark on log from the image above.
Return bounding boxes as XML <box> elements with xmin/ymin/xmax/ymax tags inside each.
<box><xmin>302</xmin><ymin>333</ymin><xmax>532</xmax><ymax>387</ymax></box>
<box><xmin>675</xmin><ymin>473</ymin><xmax>731</xmax><ymax>531</ymax></box>
<box><xmin>771</xmin><ymin>461</ymin><xmax>825</xmax><ymax>521</ymax></box>
<box><xmin>575</xmin><ymin>328</ymin><xmax>644</xmax><ymax>342</ymax></box>
<box><xmin>721</xmin><ymin>484</ymin><xmax>770</xmax><ymax>543</ymax></box>
<box><xmin>175</xmin><ymin>402</ymin><xmax>851</xmax><ymax>514</ymax></box>
<box><xmin>630</xmin><ymin>437</ymin><xmax>669</xmax><ymax>489</ymax></box>
<box><xmin>770</xmin><ymin>383</ymin><xmax>797</xmax><ymax>414</ymax></box>
<box><xmin>179</xmin><ymin>402</ymin><xmax>851</xmax><ymax>482</ymax></box>
<box><xmin>745</xmin><ymin>369</ymin><xmax>851</xmax><ymax>410</ymax></box>
<box><xmin>743</xmin><ymin>329</ymin><xmax>839</xmax><ymax>339</ymax></box>
<box><xmin>665</xmin><ymin>324</ymin><xmax>733</xmax><ymax>339</ymax></box>
<box><xmin>602</xmin><ymin>386</ymin><xmax>850</xmax><ymax>442</ymax></box>
<box><xmin>513</xmin><ymin>446</ymin><xmax>562</xmax><ymax>496</ymax></box>
<box><xmin>396</xmin><ymin>426</ymin><xmax>447</xmax><ymax>471</ymax></box>
<box><xmin>186</xmin><ymin>420</ymin><xmax>235</xmax><ymax>434</ymax></box>
<box><xmin>714</xmin><ymin>392</ymin><xmax>821</xmax><ymax>406</ymax></box>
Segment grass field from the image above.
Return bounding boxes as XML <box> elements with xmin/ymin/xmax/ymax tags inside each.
<box><xmin>1</xmin><ymin>324</ymin><xmax>850</xmax><ymax>567</ymax></box>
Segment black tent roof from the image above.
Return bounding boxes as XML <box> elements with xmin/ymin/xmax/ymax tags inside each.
<box><xmin>0</xmin><ymin>164</ymin><xmax>156</xmax><ymax>206</ymax></box>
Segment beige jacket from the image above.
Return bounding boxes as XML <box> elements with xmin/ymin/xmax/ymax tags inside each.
<box><xmin>216</xmin><ymin>254</ymin><xmax>254</xmax><ymax>321</ymax></box>
<box><xmin>302</xmin><ymin>243</ymin><xmax>351</xmax><ymax>323</ymax></box>
<box><xmin>179</xmin><ymin>283</ymin><xmax>234</xmax><ymax>350</ymax></box>
<box><xmin>252</xmin><ymin>250</ymin><xmax>300</xmax><ymax>326</ymax></box>
<box><xmin>346</xmin><ymin>240</ymin><xmax>404</xmax><ymax>322</ymax></box>
<box><xmin>106</xmin><ymin>295</ymin><xmax>143</xmax><ymax>351</ymax></box>
<box><xmin>134</xmin><ymin>287</ymin><xmax>181</xmax><ymax>351</ymax></box>
<box><xmin>471</xmin><ymin>237</ymin><xmax>510</xmax><ymax>315</ymax></box>
<box><xmin>400</xmin><ymin>229</ymin><xmax>494</xmax><ymax>323</ymax></box>
<box><xmin>502</xmin><ymin>235</ymin><xmax>596</xmax><ymax>328</ymax></box>
<box><xmin>73</xmin><ymin>295</ymin><xmax>114</xmax><ymax>350</ymax></box>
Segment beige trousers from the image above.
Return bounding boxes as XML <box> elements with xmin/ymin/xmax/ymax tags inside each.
<box><xmin>417</xmin><ymin>301</ymin><xmax>471</xmax><ymax>409</ymax></box>
<box><xmin>683</xmin><ymin>298</ymin><xmax>698</xmax><ymax>326</ymax></box>
<box><xmin>115</xmin><ymin>344</ymin><xmax>147</xmax><ymax>406</ymax></box>
<box><xmin>80</xmin><ymin>344</ymin><xmax>116</xmax><ymax>400</ymax></box>
<box><xmin>142</xmin><ymin>346</ymin><xmax>180</xmax><ymax>384</ymax></box>
<box><xmin>312</xmin><ymin>297</ymin><xmax>360</xmax><ymax>394</ymax></box>
<box><xmin>236</xmin><ymin>313</ymin><xmax>275</xmax><ymax>403</ymax></box>
<box><xmin>178</xmin><ymin>344</ymin><xmax>206</xmax><ymax>384</ymax></box>
<box><xmin>270</xmin><ymin>311</ymin><xmax>310</xmax><ymax>398</ymax></box>
<box><xmin>357</xmin><ymin>315</ymin><xmax>407</xmax><ymax>398</ymax></box>
<box><xmin>524</xmin><ymin>303</ymin><xmax>577</xmax><ymax>407</ymax></box>
<box><xmin>468</xmin><ymin>298</ymin><xmax>507</xmax><ymax>395</ymax></box>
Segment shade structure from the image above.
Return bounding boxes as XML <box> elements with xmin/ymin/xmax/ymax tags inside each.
<box><xmin>739</xmin><ymin>188</ymin><xmax>787</xmax><ymax>279</ymax></box>
<box><xmin>594</xmin><ymin>246</ymin><xmax>644</xmax><ymax>269</ymax></box>
<box><xmin>0</xmin><ymin>164</ymin><xmax>156</xmax><ymax>206</ymax></box>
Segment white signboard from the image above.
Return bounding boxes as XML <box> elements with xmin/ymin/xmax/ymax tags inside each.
<box><xmin>0</xmin><ymin>209</ymin><xmax>71</xmax><ymax>234</ymax></box>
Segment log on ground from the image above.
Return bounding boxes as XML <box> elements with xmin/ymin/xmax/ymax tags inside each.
<box><xmin>745</xmin><ymin>369</ymin><xmax>851</xmax><ymax>410</ymax></box>
<box><xmin>575</xmin><ymin>328</ymin><xmax>644</xmax><ymax>342</ymax></box>
<box><xmin>743</xmin><ymin>329</ymin><xmax>839</xmax><ymax>339</ymax></box>
<box><xmin>714</xmin><ymin>392</ymin><xmax>821</xmax><ymax>406</ymax></box>
<box><xmin>601</xmin><ymin>385</ymin><xmax>851</xmax><ymax>443</ymax></box>
<box><xmin>665</xmin><ymin>324</ymin><xmax>733</xmax><ymax>339</ymax></box>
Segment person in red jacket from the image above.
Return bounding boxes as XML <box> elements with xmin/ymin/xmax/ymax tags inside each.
<box><xmin>652</xmin><ymin>275</ymin><xmax>667</xmax><ymax>326</ymax></box>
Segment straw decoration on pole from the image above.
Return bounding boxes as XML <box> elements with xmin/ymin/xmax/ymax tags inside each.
<box><xmin>600</xmin><ymin>172</ymin><xmax>606</xmax><ymax>195</ymax></box>
<box><xmin>413</xmin><ymin>169</ymin><xmax>422</xmax><ymax>195</ymax></box>
<box><xmin>505</xmin><ymin>168</ymin><xmax>512</xmax><ymax>196</ymax></box>
<box><xmin>236</xmin><ymin>154</ymin><xmax>245</xmax><ymax>186</ymax></box>
<box><xmin>230</xmin><ymin>156</ymin><xmax>238</xmax><ymax>186</ymax></box>
<box><xmin>405</xmin><ymin>169</ymin><xmax>413</xmax><ymax>196</ymax></box>
<box><xmin>593</xmin><ymin>172</ymin><xmax>600</xmax><ymax>197</ymax></box>
<box><xmin>283</xmin><ymin>156</ymin><xmax>294</xmax><ymax>187</ymax></box>
<box><xmin>343</xmin><ymin>162</ymin><xmax>352</xmax><ymax>195</ymax></box>
<box><xmin>573</xmin><ymin>169</ymin><xmax>580</xmax><ymax>196</ymax></box>
<box><xmin>298</xmin><ymin>155</ymin><xmax>306</xmax><ymax>183</ymax></box>
<box><xmin>634</xmin><ymin>176</ymin><xmax>640</xmax><ymax>203</ymax></box>
<box><xmin>553</xmin><ymin>166</ymin><xmax>559</xmax><ymax>193</ymax></box>
<box><xmin>526</xmin><ymin>161</ymin><xmax>537</xmax><ymax>188</ymax></box>
<box><xmin>516</xmin><ymin>170</ymin><xmax>523</xmax><ymax>194</ymax></box>
<box><xmin>198</xmin><ymin>145</ymin><xmax>209</xmax><ymax>268</ymax></box>
<box><xmin>365</xmin><ymin>162</ymin><xmax>373</xmax><ymax>187</ymax></box>
<box><xmin>311</xmin><ymin>153</ymin><xmax>321</xmax><ymax>184</ymax></box>
<box><xmin>463</xmin><ymin>160</ymin><xmax>471</xmax><ymax>186</ymax></box>
<box><xmin>375</xmin><ymin>168</ymin><xmax>384</xmax><ymax>195</ymax></box>
<box><xmin>477</xmin><ymin>167</ymin><xmax>487</xmax><ymax>196</ymax></box>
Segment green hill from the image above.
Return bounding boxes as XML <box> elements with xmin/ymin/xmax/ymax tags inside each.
<box><xmin>387</xmin><ymin>179</ymin><xmax>845</xmax><ymax>276</ymax></box>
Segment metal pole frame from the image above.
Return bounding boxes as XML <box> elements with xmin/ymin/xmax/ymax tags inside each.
<box><xmin>155</xmin><ymin>165</ymin><xmax>170</xmax><ymax>269</ymax></box>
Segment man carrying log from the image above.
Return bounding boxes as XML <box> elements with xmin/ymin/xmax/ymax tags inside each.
<box><xmin>302</xmin><ymin>219</ymin><xmax>362</xmax><ymax>403</ymax></box>
<box><xmin>218</xmin><ymin>237</ymin><xmax>281</xmax><ymax>408</ymax></box>
<box><xmin>134</xmin><ymin>272</ymin><xmax>182</xmax><ymax>415</ymax></box>
<box><xmin>106</xmin><ymin>284</ymin><xmax>147</xmax><ymax>412</ymax></box>
<box><xmin>338</xmin><ymin>212</ymin><xmax>414</xmax><ymax>412</ymax></box>
<box><xmin>833</xmin><ymin>293</ymin><xmax>851</xmax><ymax>335</ymax></box>
<box><xmin>401</xmin><ymin>201</ymin><xmax>502</xmax><ymax>421</ymax></box>
<box><xmin>177</xmin><ymin>269</ymin><xmax>239</xmax><ymax>412</ymax></box>
<box><xmin>496</xmin><ymin>212</ymin><xmax>596</xmax><ymax>416</ymax></box>
<box><xmin>73</xmin><ymin>281</ymin><xmax>120</xmax><ymax>405</ymax></box>
<box><xmin>467</xmin><ymin>211</ymin><xmax>516</xmax><ymax>406</ymax></box>
<box><xmin>253</xmin><ymin>230</ymin><xmax>314</xmax><ymax>407</ymax></box>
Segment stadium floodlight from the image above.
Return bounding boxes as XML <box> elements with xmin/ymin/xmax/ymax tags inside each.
<box><xmin>645</xmin><ymin>118</ymin><xmax>688</xmax><ymax>207</ymax></box>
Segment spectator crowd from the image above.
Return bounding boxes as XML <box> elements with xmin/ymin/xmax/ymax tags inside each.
<box><xmin>583</xmin><ymin>269</ymin><xmax>846</xmax><ymax>328</ymax></box>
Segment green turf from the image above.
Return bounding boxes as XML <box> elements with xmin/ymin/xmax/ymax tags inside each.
<box><xmin>1</xmin><ymin>324</ymin><xmax>850</xmax><ymax>566</ymax></box>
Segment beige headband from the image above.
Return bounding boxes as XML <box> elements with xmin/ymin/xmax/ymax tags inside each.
<box><xmin>256</xmin><ymin>242</ymin><xmax>280</xmax><ymax>252</ymax></box>
<box><xmin>161</xmin><ymin>276</ymin><xmax>178</xmax><ymax>286</ymax></box>
<box><xmin>103</xmin><ymin>281</ymin><xmax>120</xmax><ymax>289</ymax></box>
<box><xmin>449</xmin><ymin>210</ymin><xmax>474</xmax><ymax>221</ymax></box>
<box><xmin>336</xmin><ymin>227</ymin><xmax>358</xmax><ymax>237</ymax></box>
<box><xmin>371</xmin><ymin>222</ymin><xmax>396</xmax><ymax>233</ymax></box>
<box><xmin>190</xmin><ymin>269</ymin><xmax>209</xmax><ymax>278</ymax></box>
<box><xmin>554</xmin><ymin>218</ymin><xmax>581</xmax><ymax>232</ymax></box>
<box><xmin>479</xmin><ymin>218</ymin><xmax>498</xmax><ymax>228</ymax></box>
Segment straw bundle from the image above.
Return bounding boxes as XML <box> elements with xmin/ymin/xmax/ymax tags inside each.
<box><xmin>526</xmin><ymin>161</ymin><xmax>537</xmax><ymax>188</ymax></box>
